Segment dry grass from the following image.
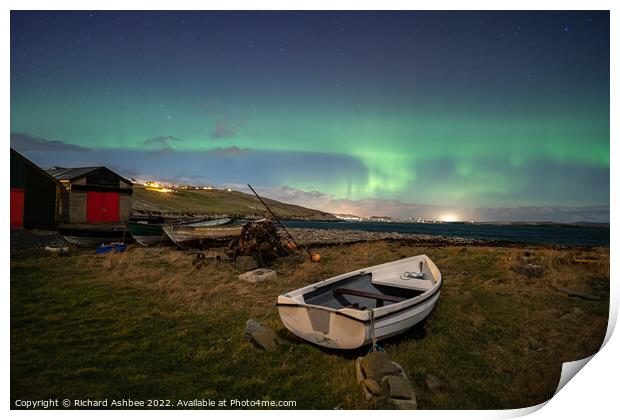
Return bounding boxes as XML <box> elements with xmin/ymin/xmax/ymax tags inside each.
<box><xmin>131</xmin><ymin>185</ymin><xmax>334</xmax><ymax>220</ymax></box>
<box><xmin>11</xmin><ymin>241</ymin><xmax>609</xmax><ymax>409</ymax></box>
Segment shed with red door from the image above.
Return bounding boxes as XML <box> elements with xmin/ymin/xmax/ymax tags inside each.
<box><xmin>10</xmin><ymin>148</ymin><xmax>63</xmax><ymax>230</ymax></box>
<box><xmin>46</xmin><ymin>166</ymin><xmax>133</xmax><ymax>225</ymax></box>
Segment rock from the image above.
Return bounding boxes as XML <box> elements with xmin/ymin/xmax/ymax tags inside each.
<box><xmin>250</xmin><ymin>328</ymin><xmax>278</xmax><ymax>352</ymax></box>
<box><xmin>244</xmin><ymin>319</ymin><xmax>278</xmax><ymax>351</ymax></box>
<box><xmin>361</xmin><ymin>351</ymin><xmax>400</xmax><ymax>380</ymax></box>
<box><xmin>514</xmin><ymin>263</ymin><xmax>544</xmax><ymax>278</ymax></box>
<box><xmin>389</xmin><ymin>397</ymin><xmax>418</xmax><ymax>410</ymax></box>
<box><xmin>245</xmin><ymin>319</ymin><xmax>262</xmax><ymax>335</ymax></box>
<box><xmin>44</xmin><ymin>245</ymin><xmax>69</xmax><ymax>256</ymax></box>
<box><xmin>362</xmin><ymin>378</ymin><xmax>386</xmax><ymax>396</ymax></box>
<box><xmin>425</xmin><ymin>374</ymin><xmax>446</xmax><ymax>392</ymax></box>
<box><xmin>239</xmin><ymin>268</ymin><xmax>277</xmax><ymax>284</ymax></box>
<box><xmin>391</xmin><ymin>361</ymin><xmax>405</xmax><ymax>375</ymax></box>
<box><xmin>380</xmin><ymin>375</ymin><xmax>413</xmax><ymax>399</ymax></box>
<box><xmin>354</xmin><ymin>357</ymin><xmax>365</xmax><ymax>384</ymax></box>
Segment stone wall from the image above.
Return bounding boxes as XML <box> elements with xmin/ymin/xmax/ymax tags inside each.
<box><xmin>119</xmin><ymin>193</ymin><xmax>131</xmax><ymax>222</ymax></box>
<box><xmin>68</xmin><ymin>190</ymin><xmax>87</xmax><ymax>224</ymax></box>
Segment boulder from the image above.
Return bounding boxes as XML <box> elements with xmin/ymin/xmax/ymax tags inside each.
<box><xmin>245</xmin><ymin>319</ymin><xmax>278</xmax><ymax>351</ymax></box>
<box><xmin>355</xmin><ymin>351</ymin><xmax>416</xmax><ymax>407</ymax></box>
<box><xmin>362</xmin><ymin>378</ymin><xmax>386</xmax><ymax>396</ymax></box>
<box><xmin>389</xmin><ymin>397</ymin><xmax>418</xmax><ymax>410</ymax></box>
<box><xmin>514</xmin><ymin>263</ymin><xmax>544</xmax><ymax>278</ymax></box>
<box><xmin>354</xmin><ymin>357</ymin><xmax>365</xmax><ymax>384</ymax></box>
<box><xmin>381</xmin><ymin>375</ymin><xmax>413</xmax><ymax>399</ymax></box>
<box><xmin>361</xmin><ymin>351</ymin><xmax>400</xmax><ymax>380</ymax></box>
<box><xmin>245</xmin><ymin>319</ymin><xmax>262</xmax><ymax>335</ymax></box>
<box><xmin>239</xmin><ymin>268</ymin><xmax>277</xmax><ymax>284</ymax></box>
<box><xmin>425</xmin><ymin>374</ymin><xmax>446</xmax><ymax>393</ymax></box>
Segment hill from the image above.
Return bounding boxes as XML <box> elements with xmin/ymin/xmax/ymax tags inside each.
<box><xmin>130</xmin><ymin>185</ymin><xmax>337</xmax><ymax>221</ymax></box>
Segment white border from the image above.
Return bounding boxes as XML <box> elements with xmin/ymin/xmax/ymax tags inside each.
<box><xmin>3</xmin><ymin>1</ymin><xmax>616</xmax><ymax>419</ymax></box>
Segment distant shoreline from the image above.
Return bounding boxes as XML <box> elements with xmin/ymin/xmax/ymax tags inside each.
<box><xmin>280</xmin><ymin>227</ymin><xmax>608</xmax><ymax>249</ymax></box>
<box><xmin>280</xmin><ymin>221</ymin><xmax>609</xmax><ymax>248</ymax></box>
<box><xmin>283</xmin><ymin>219</ymin><xmax>610</xmax><ymax>228</ymax></box>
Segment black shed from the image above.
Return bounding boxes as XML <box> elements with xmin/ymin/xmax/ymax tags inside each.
<box><xmin>10</xmin><ymin>148</ymin><xmax>63</xmax><ymax>229</ymax></box>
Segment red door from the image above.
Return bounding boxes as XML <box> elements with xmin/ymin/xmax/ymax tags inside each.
<box><xmin>10</xmin><ymin>188</ymin><xmax>25</xmax><ymax>229</ymax></box>
<box><xmin>87</xmin><ymin>191</ymin><xmax>120</xmax><ymax>223</ymax></box>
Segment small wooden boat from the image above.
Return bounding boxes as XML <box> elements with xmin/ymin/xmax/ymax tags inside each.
<box><xmin>162</xmin><ymin>222</ymin><xmax>244</xmax><ymax>249</ymax></box>
<box><xmin>58</xmin><ymin>225</ymin><xmax>130</xmax><ymax>248</ymax></box>
<box><xmin>127</xmin><ymin>221</ymin><xmax>169</xmax><ymax>247</ymax></box>
<box><xmin>277</xmin><ymin>255</ymin><xmax>442</xmax><ymax>349</ymax></box>
<box><xmin>128</xmin><ymin>217</ymin><xmax>232</xmax><ymax>247</ymax></box>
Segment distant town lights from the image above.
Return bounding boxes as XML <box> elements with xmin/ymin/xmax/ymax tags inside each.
<box><xmin>440</xmin><ymin>213</ymin><xmax>460</xmax><ymax>222</ymax></box>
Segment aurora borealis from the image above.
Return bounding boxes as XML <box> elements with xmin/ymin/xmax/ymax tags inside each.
<box><xmin>10</xmin><ymin>11</ymin><xmax>610</xmax><ymax>222</ymax></box>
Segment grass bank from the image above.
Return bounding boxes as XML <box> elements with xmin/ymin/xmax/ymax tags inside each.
<box><xmin>131</xmin><ymin>185</ymin><xmax>336</xmax><ymax>220</ymax></box>
<box><xmin>11</xmin><ymin>241</ymin><xmax>609</xmax><ymax>409</ymax></box>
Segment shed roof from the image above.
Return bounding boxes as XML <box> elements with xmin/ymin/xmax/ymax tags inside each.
<box><xmin>10</xmin><ymin>148</ymin><xmax>62</xmax><ymax>186</ymax></box>
<box><xmin>46</xmin><ymin>166</ymin><xmax>133</xmax><ymax>185</ymax></box>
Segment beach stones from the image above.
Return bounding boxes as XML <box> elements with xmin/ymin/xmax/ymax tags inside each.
<box><xmin>244</xmin><ymin>319</ymin><xmax>278</xmax><ymax>351</ymax></box>
<box><xmin>362</xmin><ymin>378</ymin><xmax>386</xmax><ymax>396</ymax></box>
<box><xmin>355</xmin><ymin>352</ymin><xmax>417</xmax><ymax>409</ymax></box>
<box><xmin>361</xmin><ymin>350</ymin><xmax>400</xmax><ymax>380</ymax></box>
<box><xmin>381</xmin><ymin>375</ymin><xmax>413</xmax><ymax>399</ymax></box>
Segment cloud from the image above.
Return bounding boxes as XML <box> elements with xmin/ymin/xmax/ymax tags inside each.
<box><xmin>242</xmin><ymin>185</ymin><xmax>610</xmax><ymax>223</ymax></box>
<box><xmin>12</xmin><ymin>132</ymin><xmax>609</xmax><ymax>223</ymax></box>
<box><xmin>143</xmin><ymin>135</ymin><xmax>179</xmax><ymax>149</ymax></box>
<box><xmin>210</xmin><ymin>120</ymin><xmax>237</xmax><ymax>140</ymax></box>
<box><xmin>210</xmin><ymin>146</ymin><xmax>250</xmax><ymax>156</ymax></box>
<box><xmin>209</xmin><ymin>115</ymin><xmax>248</xmax><ymax>140</ymax></box>
<box><xmin>10</xmin><ymin>132</ymin><xmax>90</xmax><ymax>152</ymax></box>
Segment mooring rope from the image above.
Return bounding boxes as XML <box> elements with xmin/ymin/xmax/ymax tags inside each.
<box><xmin>369</xmin><ymin>308</ymin><xmax>377</xmax><ymax>349</ymax></box>
<box><xmin>259</xmin><ymin>301</ymin><xmax>277</xmax><ymax>325</ymax></box>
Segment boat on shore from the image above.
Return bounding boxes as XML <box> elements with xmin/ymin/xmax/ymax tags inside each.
<box><xmin>127</xmin><ymin>221</ymin><xmax>169</xmax><ymax>247</ymax></box>
<box><xmin>162</xmin><ymin>221</ymin><xmax>244</xmax><ymax>249</ymax></box>
<box><xmin>128</xmin><ymin>217</ymin><xmax>233</xmax><ymax>247</ymax></box>
<box><xmin>277</xmin><ymin>255</ymin><xmax>442</xmax><ymax>349</ymax></box>
<box><xmin>58</xmin><ymin>224</ymin><xmax>131</xmax><ymax>248</ymax></box>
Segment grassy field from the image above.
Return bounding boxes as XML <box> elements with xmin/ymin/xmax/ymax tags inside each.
<box><xmin>131</xmin><ymin>185</ymin><xmax>336</xmax><ymax>220</ymax></box>
<box><xmin>11</xmin><ymin>241</ymin><xmax>609</xmax><ymax>409</ymax></box>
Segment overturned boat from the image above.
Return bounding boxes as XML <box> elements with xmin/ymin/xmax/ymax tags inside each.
<box><xmin>277</xmin><ymin>255</ymin><xmax>442</xmax><ymax>349</ymax></box>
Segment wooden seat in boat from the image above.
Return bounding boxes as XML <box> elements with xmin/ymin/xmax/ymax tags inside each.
<box><xmin>333</xmin><ymin>288</ymin><xmax>406</xmax><ymax>308</ymax></box>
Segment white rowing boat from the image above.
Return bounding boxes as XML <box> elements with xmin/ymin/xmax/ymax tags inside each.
<box><xmin>277</xmin><ymin>255</ymin><xmax>442</xmax><ymax>349</ymax></box>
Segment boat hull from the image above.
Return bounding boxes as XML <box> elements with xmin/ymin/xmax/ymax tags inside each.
<box><xmin>59</xmin><ymin>226</ymin><xmax>129</xmax><ymax>248</ymax></box>
<box><xmin>127</xmin><ymin>222</ymin><xmax>167</xmax><ymax>247</ymax></box>
<box><xmin>162</xmin><ymin>225</ymin><xmax>244</xmax><ymax>249</ymax></box>
<box><xmin>277</xmin><ymin>291</ymin><xmax>439</xmax><ymax>349</ymax></box>
<box><xmin>277</xmin><ymin>254</ymin><xmax>442</xmax><ymax>349</ymax></box>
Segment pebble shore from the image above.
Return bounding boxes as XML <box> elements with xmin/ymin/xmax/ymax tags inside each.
<box><xmin>280</xmin><ymin>227</ymin><xmax>504</xmax><ymax>247</ymax></box>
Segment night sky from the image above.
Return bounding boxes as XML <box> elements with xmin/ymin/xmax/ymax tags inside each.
<box><xmin>10</xmin><ymin>11</ymin><xmax>610</xmax><ymax>222</ymax></box>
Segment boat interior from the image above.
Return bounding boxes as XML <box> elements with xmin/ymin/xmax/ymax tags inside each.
<box><xmin>302</xmin><ymin>273</ymin><xmax>426</xmax><ymax>311</ymax></box>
